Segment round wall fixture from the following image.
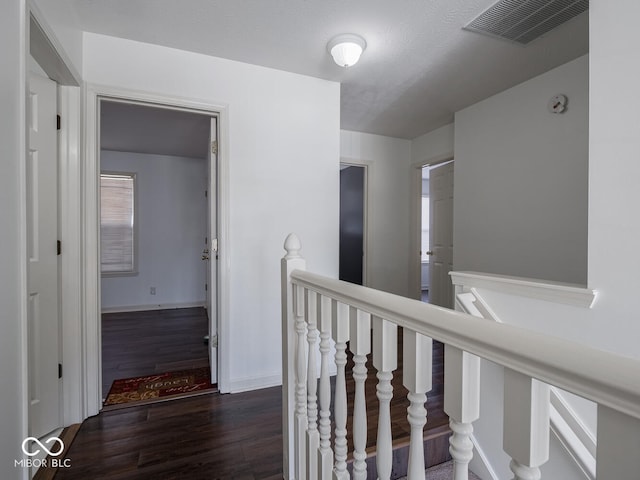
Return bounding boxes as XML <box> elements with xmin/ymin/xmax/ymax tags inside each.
<box><xmin>548</xmin><ymin>94</ymin><xmax>568</xmax><ymax>114</ymax></box>
<box><xmin>327</xmin><ymin>34</ymin><xmax>367</xmax><ymax>67</ymax></box>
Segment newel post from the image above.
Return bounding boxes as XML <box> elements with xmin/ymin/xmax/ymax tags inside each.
<box><xmin>282</xmin><ymin>233</ymin><xmax>307</xmax><ymax>480</ymax></box>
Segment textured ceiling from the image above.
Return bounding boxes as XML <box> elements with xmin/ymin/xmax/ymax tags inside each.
<box><xmin>68</xmin><ymin>0</ymin><xmax>589</xmax><ymax>140</ymax></box>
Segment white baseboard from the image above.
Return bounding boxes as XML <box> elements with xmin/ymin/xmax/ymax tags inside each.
<box><xmin>101</xmin><ymin>301</ymin><xmax>206</xmax><ymax>313</ymax></box>
<box><xmin>227</xmin><ymin>367</ymin><xmax>338</xmax><ymax>394</ymax></box>
<box><xmin>228</xmin><ymin>374</ymin><xmax>282</xmax><ymax>393</ymax></box>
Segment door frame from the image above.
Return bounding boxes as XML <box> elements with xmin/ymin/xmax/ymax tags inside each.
<box><xmin>339</xmin><ymin>159</ymin><xmax>371</xmax><ymax>287</ymax></box>
<box><xmin>409</xmin><ymin>153</ymin><xmax>454</xmax><ymax>300</ymax></box>
<box><xmin>83</xmin><ymin>84</ymin><xmax>230</xmax><ymax>415</ymax></box>
<box><xmin>29</xmin><ymin>4</ymin><xmax>84</xmax><ymax>427</ymax></box>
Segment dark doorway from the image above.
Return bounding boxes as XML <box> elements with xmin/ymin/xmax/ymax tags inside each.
<box><xmin>339</xmin><ymin>165</ymin><xmax>365</xmax><ymax>285</ymax></box>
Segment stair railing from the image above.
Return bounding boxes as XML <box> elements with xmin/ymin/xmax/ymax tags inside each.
<box><xmin>281</xmin><ymin>234</ymin><xmax>640</xmax><ymax>480</ymax></box>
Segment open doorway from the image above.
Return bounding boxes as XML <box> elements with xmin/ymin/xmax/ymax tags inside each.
<box><xmin>339</xmin><ymin>163</ymin><xmax>367</xmax><ymax>285</ymax></box>
<box><xmin>419</xmin><ymin>160</ymin><xmax>454</xmax><ymax>308</ymax></box>
<box><xmin>98</xmin><ymin>99</ymin><xmax>219</xmax><ymax>406</ymax></box>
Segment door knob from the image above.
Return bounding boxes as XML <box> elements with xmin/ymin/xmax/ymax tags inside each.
<box><xmin>202</xmin><ymin>254</ymin><xmax>209</xmax><ymax>260</ymax></box>
<box><xmin>203</xmin><ymin>249</ymin><xmax>209</xmax><ymax>254</ymax></box>
<box><xmin>426</xmin><ymin>251</ymin><xmax>434</xmax><ymax>256</ymax></box>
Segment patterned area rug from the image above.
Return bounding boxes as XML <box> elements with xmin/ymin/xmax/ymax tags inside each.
<box><xmin>103</xmin><ymin>367</ymin><xmax>216</xmax><ymax>409</ymax></box>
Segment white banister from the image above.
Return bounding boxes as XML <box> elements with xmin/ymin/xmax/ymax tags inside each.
<box><xmin>289</xmin><ymin>269</ymin><xmax>640</xmax><ymax>421</ymax></box>
<box><xmin>402</xmin><ymin>329</ymin><xmax>432</xmax><ymax>480</ymax></box>
<box><xmin>503</xmin><ymin>369</ymin><xmax>550</xmax><ymax>480</ymax></box>
<box><xmin>282</xmin><ymin>236</ymin><xmax>640</xmax><ymax>480</ymax></box>
<box><xmin>306</xmin><ymin>289</ymin><xmax>320</xmax><ymax>480</ymax></box>
<box><xmin>350</xmin><ymin>307</ymin><xmax>371</xmax><ymax>480</ymax></box>
<box><xmin>317</xmin><ymin>295</ymin><xmax>333</xmax><ymax>480</ymax></box>
<box><xmin>444</xmin><ymin>344</ymin><xmax>480</xmax><ymax>480</ymax></box>
<box><xmin>281</xmin><ymin>233</ymin><xmax>306</xmax><ymax>480</ymax></box>
<box><xmin>372</xmin><ymin>316</ymin><xmax>398</xmax><ymax>480</ymax></box>
<box><xmin>331</xmin><ymin>301</ymin><xmax>350</xmax><ymax>480</ymax></box>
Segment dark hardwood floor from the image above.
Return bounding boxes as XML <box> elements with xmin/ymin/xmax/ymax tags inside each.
<box><xmin>101</xmin><ymin>307</ymin><xmax>210</xmax><ymax>399</ymax></box>
<box><xmin>53</xmin><ymin>312</ymin><xmax>448</xmax><ymax>479</ymax></box>
<box><xmin>54</xmin><ymin>388</ymin><xmax>283</xmax><ymax>480</ymax></box>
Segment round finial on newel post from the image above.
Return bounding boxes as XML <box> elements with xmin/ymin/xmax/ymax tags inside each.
<box><xmin>284</xmin><ymin>233</ymin><xmax>302</xmax><ymax>259</ymax></box>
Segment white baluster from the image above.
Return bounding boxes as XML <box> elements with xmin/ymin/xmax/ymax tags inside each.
<box><xmin>281</xmin><ymin>234</ymin><xmax>306</xmax><ymax>480</ymax></box>
<box><xmin>350</xmin><ymin>307</ymin><xmax>371</xmax><ymax>480</ymax></box>
<box><xmin>317</xmin><ymin>296</ymin><xmax>334</xmax><ymax>480</ymax></box>
<box><xmin>332</xmin><ymin>301</ymin><xmax>350</xmax><ymax>480</ymax></box>
<box><xmin>503</xmin><ymin>369</ymin><xmax>549</xmax><ymax>480</ymax></box>
<box><xmin>403</xmin><ymin>329</ymin><xmax>432</xmax><ymax>480</ymax></box>
<box><xmin>306</xmin><ymin>290</ymin><xmax>320</xmax><ymax>480</ymax></box>
<box><xmin>372</xmin><ymin>317</ymin><xmax>398</xmax><ymax>480</ymax></box>
<box><xmin>596</xmin><ymin>404</ymin><xmax>640</xmax><ymax>479</ymax></box>
<box><xmin>294</xmin><ymin>283</ymin><xmax>308</xmax><ymax>480</ymax></box>
<box><xmin>444</xmin><ymin>344</ymin><xmax>480</xmax><ymax>480</ymax></box>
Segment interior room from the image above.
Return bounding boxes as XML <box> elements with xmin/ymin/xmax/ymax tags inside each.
<box><xmin>4</xmin><ymin>1</ymin><xmax>640</xmax><ymax>479</ymax></box>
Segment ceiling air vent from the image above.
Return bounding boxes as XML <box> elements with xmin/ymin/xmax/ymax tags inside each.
<box><xmin>464</xmin><ymin>0</ymin><xmax>589</xmax><ymax>45</ymax></box>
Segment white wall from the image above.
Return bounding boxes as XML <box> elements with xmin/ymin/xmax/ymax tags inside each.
<box><xmin>0</xmin><ymin>3</ymin><xmax>28</xmax><ymax>477</ymax></box>
<box><xmin>449</xmin><ymin>56</ymin><xmax>590</xmax><ymax>479</ymax></box>
<box><xmin>101</xmin><ymin>151</ymin><xmax>208</xmax><ymax>311</ymax></box>
<box><xmin>412</xmin><ymin>123</ymin><xmax>454</xmax><ymax>164</ymax></box>
<box><xmin>588</xmin><ymin>0</ymin><xmax>640</xmax><ymax>360</ymax></box>
<box><xmin>340</xmin><ymin>130</ymin><xmax>412</xmax><ymax>296</ymax></box>
<box><xmin>83</xmin><ymin>33</ymin><xmax>340</xmax><ymax>392</ymax></box>
<box><xmin>454</xmin><ymin>55</ymin><xmax>589</xmax><ymax>285</ymax></box>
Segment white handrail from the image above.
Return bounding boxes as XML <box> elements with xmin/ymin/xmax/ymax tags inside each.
<box><xmin>290</xmin><ymin>269</ymin><xmax>640</xmax><ymax>421</ymax></box>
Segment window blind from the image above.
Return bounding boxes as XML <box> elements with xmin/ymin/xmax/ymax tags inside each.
<box><xmin>100</xmin><ymin>173</ymin><xmax>135</xmax><ymax>273</ymax></box>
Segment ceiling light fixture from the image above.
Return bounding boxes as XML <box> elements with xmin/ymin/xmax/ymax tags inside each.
<box><xmin>327</xmin><ymin>34</ymin><xmax>367</xmax><ymax>67</ymax></box>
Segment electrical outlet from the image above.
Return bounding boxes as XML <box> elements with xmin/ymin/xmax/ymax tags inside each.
<box><xmin>150</xmin><ymin>287</ymin><xmax>156</xmax><ymax>295</ymax></box>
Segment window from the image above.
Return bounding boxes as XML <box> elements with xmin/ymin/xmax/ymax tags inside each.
<box><xmin>100</xmin><ymin>173</ymin><xmax>136</xmax><ymax>275</ymax></box>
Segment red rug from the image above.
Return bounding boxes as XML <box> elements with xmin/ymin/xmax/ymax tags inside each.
<box><xmin>103</xmin><ymin>367</ymin><xmax>215</xmax><ymax>409</ymax></box>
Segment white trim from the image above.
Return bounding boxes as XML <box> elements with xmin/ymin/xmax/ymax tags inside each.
<box><xmin>28</xmin><ymin>3</ymin><xmax>81</xmax><ymax>86</ymax></box>
<box><xmin>339</xmin><ymin>158</ymin><xmax>371</xmax><ymax>287</ymax></box>
<box><xmin>58</xmin><ymin>85</ymin><xmax>83</xmax><ymax>425</ymax></box>
<box><xmin>450</xmin><ymin>271</ymin><xmax>597</xmax><ymax>309</ymax></box>
<box><xmin>469</xmin><ymin>433</ymin><xmax>500</xmax><ymax>480</ymax></box>
<box><xmin>217</xmin><ymin>106</ymin><xmax>231</xmax><ymax>394</ymax></box>
<box><xmin>228</xmin><ymin>374</ymin><xmax>282</xmax><ymax>394</ymax></box>
<box><xmin>83</xmin><ymin>83</ymin><xmax>232</xmax><ymax>410</ymax></box>
<box><xmin>101</xmin><ymin>302</ymin><xmax>206</xmax><ymax>314</ymax></box>
<box><xmin>408</xmin><ymin>153</ymin><xmax>454</xmax><ymax>299</ymax></box>
<box><xmin>550</xmin><ymin>387</ymin><xmax>596</xmax><ymax>457</ymax></box>
<box><xmin>83</xmin><ymin>84</ymin><xmax>102</xmax><ymax>417</ymax></box>
<box><xmin>550</xmin><ymin>397</ymin><xmax>596</xmax><ymax>479</ymax></box>
<box><xmin>18</xmin><ymin>3</ymin><xmax>30</xmax><ymax>477</ymax></box>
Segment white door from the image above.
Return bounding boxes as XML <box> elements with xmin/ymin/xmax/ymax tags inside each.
<box><xmin>428</xmin><ymin>161</ymin><xmax>454</xmax><ymax>308</ymax></box>
<box><xmin>27</xmin><ymin>74</ymin><xmax>61</xmax><ymax>437</ymax></box>
<box><xmin>206</xmin><ymin>117</ymin><xmax>218</xmax><ymax>384</ymax></box>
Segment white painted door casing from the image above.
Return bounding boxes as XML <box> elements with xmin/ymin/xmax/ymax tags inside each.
<box><xmin>208</xmin><ymin>117</ymin><xmax>218</xmax><ymax>384</ymax></box>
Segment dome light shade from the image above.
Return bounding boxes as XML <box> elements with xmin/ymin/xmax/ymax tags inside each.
<box><xmin>327</xmin><ymin>34</ymin><xmax>367</xmax><ymax>67</ymax></box>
